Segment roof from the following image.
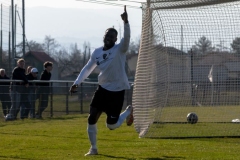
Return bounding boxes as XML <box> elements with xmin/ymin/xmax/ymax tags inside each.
<box><xmin>25</xmin><ymin>51</ymin><xmax>57</xmax><ymax>63</ymax></box>
<box><xmin>165</xmin><ymin>46</ymin><xmax>186</xmax><ymax>55</ymax></box>
<box><xmin>196</xmin><ymin>53</ymin><xmax>240</xmax><ymax>66</ymax></box>
<box><xmin>224</xmin><ymin>61</ymin><xmax>240</xmax><ymax>72</ymax></box>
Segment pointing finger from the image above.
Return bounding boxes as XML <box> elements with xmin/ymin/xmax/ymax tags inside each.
<box><xmin>124</xmin><ymin>5</ymin><xmax>127</xmax><ymax>12</ymax></box>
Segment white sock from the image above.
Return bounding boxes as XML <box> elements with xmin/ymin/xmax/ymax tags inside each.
<box><xmin>118</xmin><ymin>107</ymin><xmax>131</xmax><ymax>124</ymax></box>
<box><xmin>87</xmin><ymin>124</ymin><xmax>97</xmax><ymax>149</ymax></box>
<box><xmin>107</xmin><ymin>107</ymin><xmax>131</xmax><ymax>130</ymax></box>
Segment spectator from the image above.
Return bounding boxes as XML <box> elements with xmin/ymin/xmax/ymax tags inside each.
<box><xmin>26</xmin><ymin>68</ymin><xmax>38</xmax><ymax>118</ymax></box>
<box><xmin>5</xmin><ymin>58</ymin><xmax>30</xmax><ymax>121</ymax></box>
<box><xmin>36</xmin><ymin>61</ymin><xmax>52</xmax><ymax>119</ymax></box>
<box><xmin>0</xmin><ymin>68</ymin><xmax>11</xmax><ymax>117</ymax></box>
<box><xmin>19</xmin><ymin>65</ymin><xmax>33</xmax><ymax>118</ymax></box>
<box><xmin>26</xmin><ymin>66</ymin><xmax>32</xmax><ymax>74</ymax></box>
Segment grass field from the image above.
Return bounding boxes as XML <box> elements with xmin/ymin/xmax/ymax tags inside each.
<box><xmin>1</xmin><ymin>114</ymin><xmax>240</xmax><ymax>160</ymax></box>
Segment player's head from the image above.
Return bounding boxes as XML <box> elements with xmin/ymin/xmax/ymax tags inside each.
<box><xmin>43</xmin><ymin>61</ymin><xmax>53</xmax><ymax>72</ymax></box>
<box><xmin>103</xmin><ymin>28</ymin><xmax>118</xmax><ymax>49</ymax></box>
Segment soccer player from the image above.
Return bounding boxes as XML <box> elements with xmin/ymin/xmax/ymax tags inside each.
<box><xmin>69</xmin><ymin>5</ymin><xmax>133</xmax><ymax>156</ymax></box>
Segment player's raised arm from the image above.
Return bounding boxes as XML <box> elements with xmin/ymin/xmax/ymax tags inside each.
<box><xmin>121</xmin><ymin>5</ymin><xmax>128</xmax><ymax>23</ymax></box>
<box><xmin>119</xmin><ymin>5</ymin><xmax>131</xmax><ymax>53</ymax></box>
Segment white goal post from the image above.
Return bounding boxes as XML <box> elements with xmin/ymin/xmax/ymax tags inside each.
<box><xmin>133</xmin><ymin>0</ymin><xmax>240</xmax><ymax>138</ymax></box>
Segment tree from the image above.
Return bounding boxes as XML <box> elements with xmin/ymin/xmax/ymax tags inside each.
<box><xmin>192</xmin><ymin>36</ymin><xmax>214</xmax><ymax>55</ymax></box>
<box><xmin>55</xmin><ymin>47</ymin><xmax>72</xmax><ymax>77</ymax></box>
<box><xmin>82</xmin><ymin>41</ymin><xmax>91</xmax><ymax>68</ymax></box>
<box><xmin>127</xmin><ymin>36</ymin><xmax>140</xmax><ymax>54</ymax></box>
<box><xmin>27</xmin><ymin>40</ymin><xmax>44</xmax><ymax>52</ymax></box>
<box><xmin>231</xmin><ymin>37</ymin><xmax>240</xmax><ymax>55</ymax></box>
<box><xmin>42</xmin><ymin>35</ymin><xmax>60</xmax><ymax>56</ymax></box>
<box><xmin>15</xmin><ymin>40</ymin><xmax>44</xmax><ymax>57</ymax></box>
<box><xmin>215</xmin><ymin>39</ymin><xmax>230</xmax><ymax>53</ymax></box>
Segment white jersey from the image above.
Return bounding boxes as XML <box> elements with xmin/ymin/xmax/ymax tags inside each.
<box><xmin>74</xmin><ymin>23</ymin><xmax>131</xmax><ymax>91</ymax></box>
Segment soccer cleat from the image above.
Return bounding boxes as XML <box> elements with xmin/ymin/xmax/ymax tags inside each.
<box><xmin>84</xmin><ymin>148</ymin><xmax>98</xmax><ymax>156</ymax></box>
<box><xmin>126</xmin><ymin>105</ymin><xmax>134</xmax><ymax>126</ymax></box>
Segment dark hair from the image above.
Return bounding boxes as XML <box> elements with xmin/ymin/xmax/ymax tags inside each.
<box><xmin>44</xmin><ymin>61</ymin><xmax>53</xmax><ymax>68</ymax></box>
<box><xmin>106</xmin><ymin>28</ymin><xmax>118</xmax><ymax>36</ymax></box>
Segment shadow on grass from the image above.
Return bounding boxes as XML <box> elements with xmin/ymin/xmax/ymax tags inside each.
<box><xmin>143</xmin><ymin>156</ymin><xmax>185</xmax><ymax>159</ymax></box>
<box><xmin>0</xmin><ymin>155</ymin><xmax>32</xmax><ymax>160</ymax></box>
<box><xmin>0</xmin><ymin>131</ymin><xmax>87</xmax><ymax>140</ymax></box>
<box><xmin>99</xmin><ymin>155</ymin><xmax>185</xmax><ymax>160</ymax></box>
<box><xmin>45</xmin><ymin>115</ymin><xmax>88</xmax><ymax>120</ymax></box>
<box><xmin>98</xmin><ymin>154</ymin><xmax>135</xmax><ymax>160</ymax></box>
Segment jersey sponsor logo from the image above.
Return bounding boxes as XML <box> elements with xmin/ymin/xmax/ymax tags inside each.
<box><xmin>103</xmin><ymin>53</ymin><xmax>108</xmax><ymax>59</ymax></box>
<box><xmin>96</xmin><ymin>52</ymin><xmax>113</xmax><ymax>66</ymax></box>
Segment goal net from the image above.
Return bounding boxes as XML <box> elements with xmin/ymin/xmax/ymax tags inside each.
<box><xmin>133</xmin><ymin>0</ymin><xmax>240</xmax><ymax>138</ymax></box>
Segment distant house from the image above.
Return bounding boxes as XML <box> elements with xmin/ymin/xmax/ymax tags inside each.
<box><xmin>24</xmin><ymin>51</ymin><xmax>58</xmax><ymax>80</ymax></box>
<box><xmin>223</xmin><ymin>61</ymin><xmax>240</xmax><ymax>79</ymax></box>
<box><xmin>194</xmin><ymin>53</ymin><xmax>240</xmax><ymax>81</ymax></box>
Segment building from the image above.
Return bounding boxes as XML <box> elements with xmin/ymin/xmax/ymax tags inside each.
<box><xmin>24</xmin><ymin>51</ymin><xmax>58</xmax><ymax>80</ymax></box>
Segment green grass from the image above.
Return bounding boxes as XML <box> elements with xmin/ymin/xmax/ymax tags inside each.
<box><xmin>1</xmin><ymin>114</ymin><xmax>240</xmax><ymax>160</ymax></box>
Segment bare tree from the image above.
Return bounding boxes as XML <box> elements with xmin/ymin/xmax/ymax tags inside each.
<box><xmin>68</xmin><ymin>43</ymin><xmax>83</xmax><ymax>74</ymax></box>
<box><xmin>82</xmin><ymin>41</ymin><xmax>91</xmax><ymax>68</ymax></box>
<box><xmin>55</xmin><ymin>47</ymin><xmax>72</xmax><ymax>77</ymax></box>
<box><xmin>127</xmin><ymin>36</ymin><xmax>140</xmax><ymax>54</ymax></box>
<box><xmin>15</xmin><ymin>40</ymin><xmax>44</xmax><ymax>57</ymax></box>
<box><xmin>27</xmin><ymin>40</ymin><xmax>44</xmax><ymax>52</ymax></box>
<box><xmin>42</xmin><ymin>35</ymin><xmax>60</xmax><ymax>56</ymax></box>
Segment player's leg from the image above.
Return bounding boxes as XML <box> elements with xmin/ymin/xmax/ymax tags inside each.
<box><xmin>85</xmin><ymin>86</ymin><xmax>104</xmax><ymax>156</ymax></box>
<box><xmin>86</xmin><ymin>106</ymin><xmax>102</xmax><ymax>155</ymax></box>
<box><xmin>105</xmin><ymin>90</ymin><xmax>133</xmax><ymax>130</ymax></box>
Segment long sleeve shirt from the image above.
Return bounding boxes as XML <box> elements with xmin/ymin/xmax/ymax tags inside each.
<box><xmin>38</xmin><ymin>70</ymin><xmax>51</xmax><ymax>86</ymax></box>
<box><xmin>74</xmin><ymin>22</ymin><xmax>131</xmax><ymax>91</ymax></box>
<box><xmin>11</xmin><ymin>67</ymin><xmax>28</xmax><ymax>85</ymax></box>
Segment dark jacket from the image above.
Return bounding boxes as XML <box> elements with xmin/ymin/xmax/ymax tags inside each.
<box><xmin>11</xmin><ymin>67</ymin><xmax>28</xmax><ymax>93</ymax></box>
<box><xmin>12</xmin><ymin>67</ymin><xmax>28</xmax><ymax>85</ymax></box>
<box><xmin>38</xmin><ymin>69</ymin><xmax>51</xmax><ymax>86</ymax></box>
<box><xmin>38</xmin><ymin>69</ymin><xmax>51</xmax><ymax>94</ymax></box>
<box><xmin>26</xmin><ymin>73</ymin><xmax>37</xmax><ymax>86</ymax></box>
<box><xmin>0</xmin><ymin>75</ymin><xmax>10</xmax><ymax>93</ymax></box>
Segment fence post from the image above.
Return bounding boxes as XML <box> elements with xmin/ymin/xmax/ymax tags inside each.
<box><xmin>66</xmin><ymin>82</ymin><xmax>69</xmax><ymax>115</ymax></box>
<box><xmin>50</xmin><ymin>82</ymin><xmax>53</xmax><ymax>117</ymax></box>
<box><xmin>80</xmin><ymin>83</ymin><xmax>83</xmax><ymax>114</ymax></box>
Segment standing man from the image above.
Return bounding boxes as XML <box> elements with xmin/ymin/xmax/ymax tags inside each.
<box><xmin>36</xmin><ymin>61</ymin><xmax>52</xmax><ymax>119</ymax></box>
<box><xmin>69</xmin><ymin>6</ymin><xmax>133</xmax><ymax>156</ymax></box>
<box><xmin>0</xmin><ymin>68</ymin><xmax>11</xmax><ymax>117</ymax></box>
<box><xmin>5</xmin><ymin>58</ymin><xmax>29</xmax><ymax>121</ymax></box>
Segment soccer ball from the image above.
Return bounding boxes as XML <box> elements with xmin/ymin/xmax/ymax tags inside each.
<box><xmin>187</xmin><ymin>112</ymin><xmax>198</xmax><ymax>124</ymax></box>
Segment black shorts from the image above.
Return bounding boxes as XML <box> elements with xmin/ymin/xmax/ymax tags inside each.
<box><xmin>90</xmin><ymin>85</ymin><xmax>125</xmax><ymax>122</ymax></box>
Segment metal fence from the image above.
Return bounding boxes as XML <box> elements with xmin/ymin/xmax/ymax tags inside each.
<box><xmin>0</xmin><ymin>80</ymin><xmax>133</xmax><ymax>119</ymax></box>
